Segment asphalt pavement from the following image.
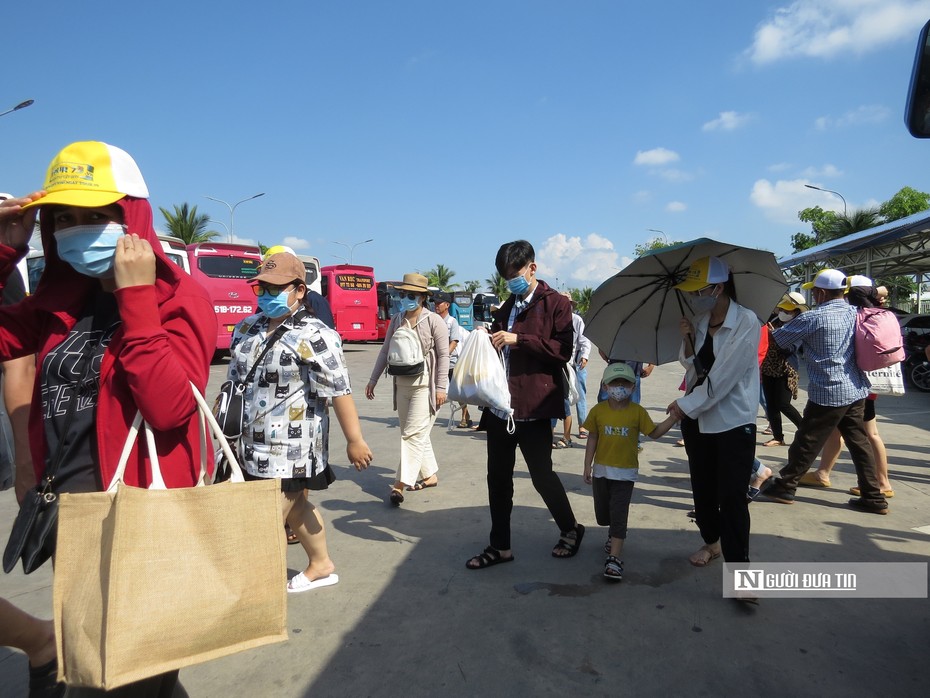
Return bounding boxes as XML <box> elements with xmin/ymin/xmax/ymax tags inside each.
<box><xmin>1</xmin><ymin>343</ymin><xmax>928</xmax><ymax>697</ymax></box>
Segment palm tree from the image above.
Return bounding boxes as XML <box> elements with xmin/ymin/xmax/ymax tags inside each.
<box><xmin>486</xmin><ymin>272</ymin><xmax>510</xmax><ymax>302</ymax></box>
<box><xmin>573</xmin><ymin>287</ymin><xmax>593</xmax><ymax>315</ymax></box>
<box><xmin>464</xmin><ymin>279</ymin><xmax>481</xmax><ymax>293</ymax></box>
<box><xmin>824</xmin><ymin>208</ymin><xmax>882</xmax><ymax>241</ymax></box>
<box><xmin>159</xmin><ymin>203</ymin><xmax>219</xmax><ymax>244</ymax></box>
<box><xmin>425</xmin><ymin>263</ymin><xmax>459</xmax><ymax>290</ymax></box>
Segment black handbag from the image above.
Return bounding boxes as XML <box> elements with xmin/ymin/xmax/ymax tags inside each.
<box><xmin>2</xmin><ymin>483</ymin><xmax>59</xmax><ymax>574</ymax></box>
<box><xmin>3</xmin><ymin>338</ymin><xmax>98</xmax><ymax>575</ymax></box>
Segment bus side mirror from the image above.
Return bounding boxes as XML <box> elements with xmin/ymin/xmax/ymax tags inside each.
<box><xmin>906</xmin><ymin>19</ymin><xmax>930</xmax><ymax>138</ymax></box>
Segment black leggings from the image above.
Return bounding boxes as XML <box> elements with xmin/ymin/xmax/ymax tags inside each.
<box><xmin>681</xmin><ymin>418</ymin><xmax>756</xmax><ymax>563</ymax></box>
<box><xmin>761</xmin><ymin>374</ymin><xmax>802</xmax><ymax>441</ymax></box>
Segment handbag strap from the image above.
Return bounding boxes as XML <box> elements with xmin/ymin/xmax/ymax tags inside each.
<box><xmin>239</xmin><ymin>308</ymin><xmax>308</xmax><ymax>389</ymax></box>
<box><xmin>107</xmin><ymin>383</ymin><xmax>246</xmax><ymax>492</ymax></box>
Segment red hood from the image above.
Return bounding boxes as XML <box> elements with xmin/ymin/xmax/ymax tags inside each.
<box><xmin>33</xmin><ymin>196</ymin><xmax>183</xmax><ymax>316</ymax></box>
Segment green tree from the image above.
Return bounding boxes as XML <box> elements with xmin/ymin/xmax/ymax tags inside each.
<box><xmin>464</xmin><ymin>279</ymin><xmax>481</xmax><ymax>293</ymax></box>
<box><xmin>425</xmin><ymin>264</ymin><xmax>459</xmax><ymax>290</ymax></box>
<box><xmin>159</xmin><ymin>203</ymin><xmax>219</xmax><ymax>244</ymax></box>
<box><xmin>633</xmin><ymin>236</ymin><xmax>682</xmax><ymax>257</ymax></box>
<box><xmin>826</xmin><ymin>208</ymin><xmax>882</xmax><ymax>239</ymax></box>
<box><xmin>791</xmin><ymin>206</ymin><xmax>839</xmax><ymax>252</ymax></box>
<box><xmin>571</xmin><ymin>287</ymin><xmax>593</xmax><ymax>315</ymax></box>
<box><xmin>486</xmin><ymin>271</ymin><xmax>510</xmax><ymax>301</ymax></box>
<box><xmin>879</xmin><ymin>186</ymin><xmax>930</xmax><ymax>222</ymax></box>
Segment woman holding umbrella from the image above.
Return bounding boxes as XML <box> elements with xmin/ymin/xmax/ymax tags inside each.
<box><xmin>666</xmin><ymin>257</ymin><xmax>760</xmax><ymax>569</ymax></box>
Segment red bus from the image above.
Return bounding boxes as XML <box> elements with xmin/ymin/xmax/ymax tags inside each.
<box><xmin>376</xmin><ymin>280</ymin><xmax>403</xmax><ymax>341</ymax></box>
<box><xmin>186</xmin><ymin>242</ymin><xmax>262</xmax><ymax>350</ymax></box>
<box><xmin>320</xmin><ymin>264</ymin><xmax>378</xmax><ymax>341</ymax></box>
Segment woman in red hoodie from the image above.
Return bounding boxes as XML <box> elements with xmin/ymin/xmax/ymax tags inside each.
<box><xmin>0</xmin><ymin>141</ymin><xmax>217</xmax><ymax>696</ymax></box>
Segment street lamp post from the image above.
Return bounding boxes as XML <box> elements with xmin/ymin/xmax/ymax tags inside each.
<box><xmin>329</xmin><ymin>238</ymin><xmax>374</xmax><ymax>264</ymax></box>
<box><xmin>204</xmin><ymin>192</ymin><xmax>265</xmax><ymax>242</ymax></box>
<box><xmin>207</xmin><ymin>219</ymin><xmax>230</xmax><ymax>240</ymax></box>
<box><xmin>804</xmin><ymin>184</ymin><xmax>847</xmax><ymax>217</ymax></box>
<box><xmin>0</xmin><ymin>99</ymin><xmax>34</xmax><ymax>119</ymax></box>
<box><xmin>647</xmin><ymin>228</ymin><xmax>670</xmax><ymax>245</ymax></box>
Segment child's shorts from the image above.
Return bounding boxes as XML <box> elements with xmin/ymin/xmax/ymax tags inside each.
<box><xmin>593</xmin><ymin>478</ymin><xmax>635</xmax><ymax>539</ymax></box>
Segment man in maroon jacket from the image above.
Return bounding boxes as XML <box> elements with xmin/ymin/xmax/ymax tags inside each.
<box><xmin>466</xmin><ymin>240</ymin><xmax>585</xmax><ymax>569</ymax></box>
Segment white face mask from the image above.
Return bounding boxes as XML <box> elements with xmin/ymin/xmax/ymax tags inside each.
<box><xmin>777</xmin><ymin>311</ymin><xmax>795</xmax><ymax>323</ymax></box>
<box><xmin>606</xmin><ymin>385</ymin><xmax>633</xmax><ymax>402</ymax></box>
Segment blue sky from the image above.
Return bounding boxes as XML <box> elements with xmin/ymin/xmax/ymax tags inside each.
<box><xmin>3</xmin><ymin>1</ymin><xmax>930</xmax><ymax>291</ymax></box>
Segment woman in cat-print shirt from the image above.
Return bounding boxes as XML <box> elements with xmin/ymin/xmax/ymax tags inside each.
<box><xmin>228</xmin><ymin>252</ymin><xmax>372</xmax><ymax>594</ymax></box>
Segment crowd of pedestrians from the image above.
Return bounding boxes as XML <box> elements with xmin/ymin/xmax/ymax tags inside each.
<box><xmin>0</xmin><ymin>143</ymin><xmax>914</xmax><ymax>693</ymax></box>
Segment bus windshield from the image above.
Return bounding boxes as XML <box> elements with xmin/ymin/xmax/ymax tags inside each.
<box><xmin>321</xmin><ymin>264</ymin><xmax>378</xmax><ymax>341</ymax></box>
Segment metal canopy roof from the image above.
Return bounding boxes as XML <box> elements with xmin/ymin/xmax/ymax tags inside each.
<box><xmin>777</xmin><ymin>210</ymin><xmax>930</xmax><ymax>284</ymax></box>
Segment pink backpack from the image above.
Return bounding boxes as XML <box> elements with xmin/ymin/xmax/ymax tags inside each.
<box><xmin>854</xmin><ymin>307</ymin><xmax>905</xmax><ymax>371</ymax></box>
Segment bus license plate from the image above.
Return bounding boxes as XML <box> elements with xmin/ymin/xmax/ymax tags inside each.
<box><xmin>352</xmin><ymin>323</ymin><xmax>362</xmax><ymax>330</ymax></box>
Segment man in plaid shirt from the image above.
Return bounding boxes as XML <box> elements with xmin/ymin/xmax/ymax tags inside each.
<box><xmin>761</xmin><ymin>269</ymin><xmax>888</xmax><ymax>514</ymax></box>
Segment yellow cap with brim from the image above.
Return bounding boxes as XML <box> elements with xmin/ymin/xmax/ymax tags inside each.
<box><xmin>674</xmin><ymin>256</ymin><xmax>730</xmax><ymax>292</ymax></box>
<box><xmin>776</xmin><ymin>291</ymin><xmax>808</xmax><ymax>311</ymax></box>
<box><xmin>22</xmin><ymin>141</ymin><xmax>149</xmax><ymax>210</ymax></box>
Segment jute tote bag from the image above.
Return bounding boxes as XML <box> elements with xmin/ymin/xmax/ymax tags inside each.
<box><xmin>53</xmin><ymin>383</ymin><xmax>287</xmax><ymax>690</ymax></box>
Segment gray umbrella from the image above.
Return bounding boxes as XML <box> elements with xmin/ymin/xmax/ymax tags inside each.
<box><xmin>583</xmin><ymin>238</ymin><xmax>788</xmax><ymax>365</ymax></box>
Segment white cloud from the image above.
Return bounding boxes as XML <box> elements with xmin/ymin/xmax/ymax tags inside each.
<box><xmin>799</xmin><ymin>163</ymin><xmax>843</xmax><ymax>178</ymax></box>
<box><xmin>282</xmin><ymin>236</ymin><xmax>311</xmax><ymax>250</ymax></box>
<box><xmin>815</xmin><ymin>104</ymin><xmax>891</xmax><ymax>130</ymax></box>
<box><xmin>631</xmin><ymin>190</ymin><xmax>653</xmax><ymax>204</ymax></box>
<box><xmin>535</xmin><ymin>233</ymin><xmax>628</xmax><ymax>287</ymax></box>
<box><xmin>750</xmin><ymin>177</ymin><xmax>850</xmax><ymax>223</ymax></box>
<box><xmin>768</xmin><ymin>162</ymin><xmax>793</xmax><ymax>172</ymax></box>
<box><xmin>657</xmin><ymin>168</ymin><xmax>695</xmax><ymax>183</ymax></box>
<box><xmin>702</xmin><ymin>111</ymin><xmax>753</xmax><ymax>131</ymax></box>
<box><xmin>633</xmin><ymin>147</ymin><xmax>680</xmax><ymax>166</ymax></box>
<box><xmin>747</xmin><ymin>0</ymin><xmax>930</xmax><ymax>64</ymax></box>
<box><xmin>666</xmin><ymin>201</ymin><xmax>688</xmax><ymax>212</ymax></box>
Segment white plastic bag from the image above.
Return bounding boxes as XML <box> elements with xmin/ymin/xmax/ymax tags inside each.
<box><xmin>865</xmin><ymin>363</ymin><xmax>905</xmax><ymax>396</ymax></box>
<box><xmin>562</xmin><ymin>363</ymin><xmax>580</xmax><ymax>405</ymax></box>
<box><xmin>448</xmin><ymin>331</ymin><xmax>513</xmax><ymax>421</ymax></box>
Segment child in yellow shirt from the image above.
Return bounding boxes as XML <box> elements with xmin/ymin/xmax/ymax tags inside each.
<box><xmin>582</xmin><ymin>363</ymin><xmax>676</xmax><ymax>581</ymax></box>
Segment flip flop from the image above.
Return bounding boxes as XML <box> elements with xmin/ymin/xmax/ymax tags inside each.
<box><xmin>406</xmin><ymin>479</ymin><xmax>439</xmax><ymax>491</ymax></box>
<box><xmin>287</xmin><ymin>572</ymin><xmax>340</xmax><ymax>593</ymax></box>
<box><xmin>285</xmin><ymin>526</ymin><xmax>300</xmax><ymax>545</ymax></box>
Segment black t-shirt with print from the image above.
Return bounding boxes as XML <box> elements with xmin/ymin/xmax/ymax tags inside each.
<box><xmin>41</xmin><ymin>291</ymin><xmax>121</xmax><ymax>493</ymax></box>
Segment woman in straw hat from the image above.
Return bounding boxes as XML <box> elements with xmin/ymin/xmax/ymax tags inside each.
<box><xmin>366</xmin><ymin>272</ymin><xmax>449</xmax><ymax>505</ymax></box>
<box><xmin>0</xmin><ymin>141</ymin><xmax>219</xmax><ymax>695</ymax></box>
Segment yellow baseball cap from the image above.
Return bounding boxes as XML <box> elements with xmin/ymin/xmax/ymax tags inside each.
<box><xmin>674</xmin><ymin>256</ymin><xmax>730</xmax><ymax>292</ymax></box>
<box><xmin>23</xmin><ymin>141</ymin><xmax>149</xmax><ymax>210</ymax></box>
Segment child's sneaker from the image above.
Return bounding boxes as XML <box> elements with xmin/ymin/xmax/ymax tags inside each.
<box><xmin>604</xmin><ymin>555</ymin><xmax>623</xmax><ymax>581</ymax></box>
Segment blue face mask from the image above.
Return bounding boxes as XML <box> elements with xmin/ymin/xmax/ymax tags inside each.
<box><xmin>399</xmin><ymin>297</ymin><xmax>421</xmax><ymax>312</ymax></box>
<box><xmin>53</xmin><ymin>223</ymin><xmax>125</xmax><ymax>278</ymax></box>
<box><xmin>257</xmin><ymin>289</ymin><xmax>295</xmax><ymax>318</ymax></box>
<box><xmin>507</xmin><ymin>273</ymin><xmax>530</xmax><ymax>296</ymax></box>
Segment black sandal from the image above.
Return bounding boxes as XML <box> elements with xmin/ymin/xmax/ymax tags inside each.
<box><xmin>604</xmin><ymin>555</ymin><xmax>623</xmax><ymax>581</ymax></box>
<box><xmin>552</xmin><ymin>523</ymin><xmax>585</xmax><ymax>558</ymax></box>
<box><xmin>465</xmin><ymin>546</ymin><xmax>514</xmax><ymax>570</ymax></box>
<box><xmin>389</xmin><ymin>488</ymin><xmax>404</xmax><ymax>506</ymax></box>
<box><xmin>29</xmin><ymin>659</ymin><xmax>66</xmax><ymax>698</ymax></box>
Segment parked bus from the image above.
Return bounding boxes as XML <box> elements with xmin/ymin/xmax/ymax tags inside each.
<box><xmin>320</xmin><ymin>264</ymin><xmax>378</xmax><ymax>341</ymax></box>
<box><xmin>297</xmin><ymin>254</ymin><xmax>322</xmax><ymax>296</ymax></box>
<box><xmin>158</xmin><ymin>235</ymin><xmax>191</xmax><ymax>273</ymax></box>
<box><xmin>376</xmin><ymin>281</ymin><xmax>403</xmax><ymax>341</ymax></box>
<box><xmin>450</xmin><ymin>291</ymin><xmax>475</xmax><ymax>331</ymax></box>
<box><xmin>186</xmin><ymin>242</ymin><xmax>263</xmax><ymax>350</ymax></box>
<box><xmin>473</xmin><ymin>292</ymin><xmax>500</xmax><ymax>328</ymax></box>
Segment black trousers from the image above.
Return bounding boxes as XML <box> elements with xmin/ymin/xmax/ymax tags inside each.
<box><xmin>485</xmin><ymin>413</ymin><xmax>577</xmax><ymax>551</ymax></box>
<box><xmin>761</xmin><ymin>374</ymin><xmax>802</xmax><ymax>441</ymax></box>
<box><xmin>681</xmin><ymin>418</ymin><xmax>755</xmax><ymax>563</ymax></box>
<box><xmin>776</xmin><ymin>399</ymin><xmax>884</xmax><ymax>504</ymax></box>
